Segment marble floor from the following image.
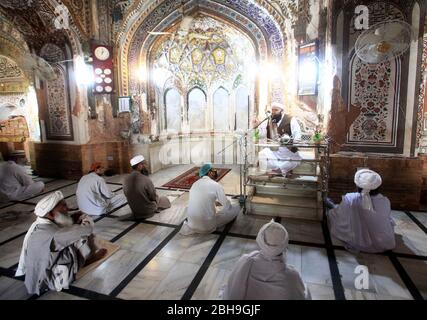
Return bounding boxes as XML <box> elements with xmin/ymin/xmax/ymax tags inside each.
<box><xmin>0</xmin><ymin>165</ymin><xmax>426</xmax><ymax>300</ymax></box>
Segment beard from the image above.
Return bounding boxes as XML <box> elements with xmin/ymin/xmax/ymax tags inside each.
<box><xmin>140</xmin><ymin>168</ymin><xmax>149</xmax><ymax>176</ymax></box>
<box><xmin>53</xmin><ymin>212</ymin><xmax>74</xmax><ymax>227</ymax></box>
<box><xmin>272</xmin><ymin>113</ymin><xmax>282</xmax><ymax>124</ymax></box>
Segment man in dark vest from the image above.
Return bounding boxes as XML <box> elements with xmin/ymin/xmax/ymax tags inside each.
<box><xmin>256</xmin><ymin>102</ymin><xmax>303</xmax><ymax>177</ymax></box>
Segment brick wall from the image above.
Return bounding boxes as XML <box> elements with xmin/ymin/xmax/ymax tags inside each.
<box><xmin>329</xmin><ymin>154</ymin><xmax>422</xmax><ymax>211</ymax></box>
<box><xmin>30</xmin><ymin>141</ymin><xmax>131</xmax><ymax>180</ymax></box>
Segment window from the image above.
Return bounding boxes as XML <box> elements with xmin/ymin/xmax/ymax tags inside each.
<box><xmin>213</xmin><ymin>87</ymin><xmax>229</xmax><ymax>132</ymax></box>
<box><xmin>164</xmin><ymin>88</ymin><xmax>182</xmax><ymax>132</ymax></box>
<box><xmin>235</xmin><ymin>86</ymin><xmax>249</xmax><ymax>132</ymax></box>
<box><xmin>188</xmin><ymin>87</ymin><xmax>207</xmax><ymax>131</ymax></box>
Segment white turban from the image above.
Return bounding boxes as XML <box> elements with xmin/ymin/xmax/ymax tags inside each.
<box><xmin>256</xmin><ymin>219</ymin><xmax>289</xmax><ymax>259</ymax></box>
<box><xmin>34</xmin><ymin>191</ymin><xmax>64</xmax><ymax>217</ymax></box>
<box><xmin>271</xmin><ymin>102</ymin><xmax>284</xmax><ymax>110</ymax></box>
<box><xmin>354</xmin><ymin>169</ymin><xmax>382</xmax><ymax>211</ymax></box>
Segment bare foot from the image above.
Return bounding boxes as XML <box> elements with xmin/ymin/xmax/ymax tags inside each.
<box><xmin>85</xmin><ymin>248</ymin><xmax>107</xmax><ymax>266</ymax></box>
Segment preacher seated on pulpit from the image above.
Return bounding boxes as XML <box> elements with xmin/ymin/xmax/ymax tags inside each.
<box><xmin>253</xmin><ymin>102</ymin><xmax>303</xmax><ymax>177</ymax></box>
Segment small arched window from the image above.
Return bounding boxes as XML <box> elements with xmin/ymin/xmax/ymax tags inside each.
<box><xmin>164</xmin><ymin>88</ymin><xmax>182</xmax><ymax>132</ymax></box>
<box><xmin>188</xmin><ymin>87</ymin><xmax>207</xmax><ymax>131</ymax></box>
<box><xmin>235</xmin><ymin>86</ymin><xmax>249</xmax><ymax>132</ymax></box>
<box><xmin>213</xmin><ymin>87</ymin><xmax>229</xmax><ymax>132</ymax></box>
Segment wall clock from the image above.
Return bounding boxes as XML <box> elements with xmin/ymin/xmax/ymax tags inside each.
<box><xmin>94</xmin><ymin>46</ymin><xmax>110</xmax><ymax>61</ymax></box>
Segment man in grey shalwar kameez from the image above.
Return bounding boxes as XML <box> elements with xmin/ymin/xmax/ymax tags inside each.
<box><xmin>327</xmin><ymin>169</ymin><xmax>396</xmax><ymax>253</ymax></box>
<box><xmin>123</xmin><ymin>155</ymin><xmax>171</xmax><ymax>220</ymax></box>
<box><xmin>15</xmin><ymin>191</ymin><xmax>107</xmax><ymax>295</ymax></box>
<box><xmin>223</xmin><ymin>220</ymin><xmax>311</xmax><ymax>300</ymax></box>
<box><xmin>0</xmin><ymin>160</ymin><xmax>44</xmax><ymax>202</ymax></box>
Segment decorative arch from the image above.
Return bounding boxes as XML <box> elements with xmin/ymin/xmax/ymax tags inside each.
<box><xmin>117</xmin><ymin>0</ymin><xmax>286</xmax><ymax>96</ymax></box>
<box><xmin>164</xmin><ymin>87</ymin><xmax>182</xmax><ymax>132</ymax></box>
<box><xmin>213</xmin><ymin>86</ymin><xmax>229</xmax><ymax>131</ymax></box>
<box><xmin>187</xmin><ymin>86</ymin><xmax>207</xmax><ymax>131</ymax></box>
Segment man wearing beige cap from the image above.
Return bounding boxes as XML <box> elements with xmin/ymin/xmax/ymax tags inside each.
<box><xmin>15</xmin><ymin>191</ymin><xmax>106</xmax><ymax>295</ymax></box>
<box><xmin>123</xmin><ymin>155</ymin><xmax>171</xmax><ymax>220</ymax></box>
<box><xmin>327</xmin><ymin>169</ymin><xmax>396</xmax><ymax>253</ymax></box>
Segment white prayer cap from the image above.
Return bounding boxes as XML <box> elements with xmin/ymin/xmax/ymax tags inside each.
<box><xmin>354</xmin><ymin>169</ymin><xmax>382</xmax><ymax>210</ymax></box>
<box><xmin>256</xmin><ymin>219</ymin><xmax>289</xmax><ymax>258</ymax></box>
<box><xmin>130</xmin><ymin>155</ymin><xmax>145</xmax><ymax>166</ymax></box>
<box><xmin>34</xmin><ymin>191</ymin><xmax>64</xmax><ymax>217</ymax></box>
<box><xmin>271</xmin><ymin>102</ymin><xmax>284</xmax><ymax>110</ymax></box>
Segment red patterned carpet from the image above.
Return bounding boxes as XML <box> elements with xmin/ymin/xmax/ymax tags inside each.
<box><xmin>162</xmin><ymin>167</ymin><xmax>231</xmax><ymax>189</ymax></box>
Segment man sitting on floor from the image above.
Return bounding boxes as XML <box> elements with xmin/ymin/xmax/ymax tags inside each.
<box><xmin>326</xmin><ymin>169</ymin><xmax>396</xmax><ymax>253</ymax></box>
<box><xmin>16</xmin><ymin>191</ymin><xmax>107</xmax><ymax>295</ymax></box>
<box><xmin>76</xmin><ymin>162</ymin><xmax>127</xmax><ymax>216</ymax></box>
<box><xmin>223</xmin><ymin>220</ymin><xmax>311</xmax><ymax>300</ymax></box>
<box><xmin>0</xmin><ymin>158</ymin><xmax>45</xmax><ymax>202</ymax></box>
<box><xmin>123</xmin><ymin>155</ymin><xmax>171</xmax><ymax>220</ymax></box>
<box><xmin>180</xmin><ymin>163</ymin><xmax>240</xmax><ymax>236</ymax></box>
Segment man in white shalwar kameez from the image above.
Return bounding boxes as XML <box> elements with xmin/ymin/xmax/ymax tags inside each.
<box><xmin>180</xmin><ymin>163</ymin><xmax>240</xmax><ymax>235</ymax></box>
<box><xmin>16</xmin><ymin>191</ymin><xmax>106</xmax><ymax>295</ymax></box>
<box><xmin>255</xmin><ymin>103</ymin><xmax>303</xmax><ymax>177</ymax></box>
<box><xmin>223</xmin><ymin>220</ymin><xmax>311</xmax><ymax>300</ymax></box>
<box><xmin>76</xmin><ymin>162</ymin><xmax>127</xmax><ymax>216</ymax></box>
<box><xmin>327</xmin><ymin>169</ymin><xmax>396</xmax><ymax>253</ymax></box>
<box><xmin>0</xmin><ymin>160</ymin><xmax>44</xmax><ymax>201</ymax></box>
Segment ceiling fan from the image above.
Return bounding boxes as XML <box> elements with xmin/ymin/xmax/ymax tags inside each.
<box><xmin>148</xmin><ymin>0</ymin><xmax>210</xmax><ymax>40</ymax></box>
<box><xmin>355</xmin><ymin>19</ymin><xmax>414</xmax><ymax>64</ymax></box>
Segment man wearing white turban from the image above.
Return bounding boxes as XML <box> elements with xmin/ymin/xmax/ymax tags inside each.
<box><xmin>223</xmin><ymin>220</ymin><xmax>311</xmax><ymax>300</ymax></box>
<box><xmin>16</xmin><ymin>191</ymin><xmax>106</xmax><ymax>295</ymax></box>
<box><xmin>255</xmin><ymin>103</ymin><xmax>303</xmax><ymax>177</ymax></box>
<box><xmin>327</xmin><ymin>169</ymin><xmax>396</xmax><ymax>253</ymax></box>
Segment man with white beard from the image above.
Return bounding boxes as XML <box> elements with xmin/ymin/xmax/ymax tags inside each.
<box><xmin>223</xmin><ymin>220</ymin><xmax>311</xmax><ymax>300</ymax></box>
<box><xmin>16</xmin><ymin>191</ymin><xmax>107</xmax><ymax>295</ymax></box>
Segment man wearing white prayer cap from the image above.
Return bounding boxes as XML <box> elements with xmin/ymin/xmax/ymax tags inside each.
<box><xmin>327</xmin><ymin>169</ymin><xmax>396</xmax><ymax>253</ymax></box>
<box><xmin>16</xmin><ymin>191</ymin><xmax>106</xmax><ymax>295</ymax></box>
<box><xmin>223</xmin><ymin>220</ymin><xmax>311</xmax><ymax>300</ymax></box>
<box><xmin>255</xmin><ymin>102</ymin><xmax>303</xmax><ymax>177</ymax></box>
<box><xmin>123</xmin><ymin>155</ymin><xmax>171</xmax><ymax>220</ymax></box>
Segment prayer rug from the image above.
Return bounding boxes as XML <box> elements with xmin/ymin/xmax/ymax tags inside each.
<box><xmin>162</xmin><ymin>167</ymin><xmax>231</xmax><ymax>190</ymax></box>
<box><xmin>75</xmin><ymin>237</ymin><xmax>120</xmax><ymax>280</ymax></box>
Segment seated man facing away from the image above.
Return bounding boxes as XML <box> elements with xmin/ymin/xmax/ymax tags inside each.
<box><xmin>16</xmin><ymin>191</ymin><xmax>107</xmax><ymax>295</ymax></box>
<box><xmin>123</xmin><ymin>155</ymin><xmax>171</xmax><ymax>220</ymax></box>
<box><xmin>76</xmin><ymin>162</ymin><xmax>127</xmax><ymax>216</ymax></box>
<box><xmin>180</xmin><ymin>163</ymin><xmax>240</xmax><ymax>236</ymax></box>
<box><xmin>223</xmin><ymin>220</ymin><xmax>311</xmax><ymax>300</ymax></box>
<box><xmin>0</xmin><ymin>159</ymin><xmax>44</xmax><ymax>202</ymax></box>
<box><xmin>326</xmin><ymin>169</ymin><xmax>396</xmax><ymax>253</ymax></box>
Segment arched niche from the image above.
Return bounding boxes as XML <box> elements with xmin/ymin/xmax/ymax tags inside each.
<box><xmin>187</xmin><ymin>87</ymin><xmax>207</xmax><ymax>131</ymax></box>
<box><xmin>213</xmin><ymin>87</ymin><xmax>229</xmax><ymax>132</ymax></box>
<box><xmin>164</xmin><ymin>88</ymin><xmax>182</xmax><ymax>132</ymax></box>
<box><xmin>235</xmin><ymin>85</ymin><xmax>250</xmax><ymax>132</ymax></box>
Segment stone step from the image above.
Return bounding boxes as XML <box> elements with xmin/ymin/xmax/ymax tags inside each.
<box><xmin>246</xmin><ymin>195</ymin><xmax>323</xmax><ymax>221</ymax></box>
<box><xmin>254</xmin><ymin>185</ymin><xmax>319</xmax><ymax>197</ymax></box>
<box><xmin>250</xmin><ymin>194</ymin><xmax>319</xmax><ymax>208</ymax></box>
<box><xmin>248</xmin><ymin>174</ymin><xmax>319</xmax><ymax>186</ymax></box>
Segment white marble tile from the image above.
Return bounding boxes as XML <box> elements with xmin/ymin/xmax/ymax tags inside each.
<box><xmin>229</xmin><ymin>213</ymin><xmax>272</xmax><ymax>236</ymax></box>
<box><xmin>28</xmin><ymin>182</ymin><xmax>78</xmax><ymax>204</ymax></box>
<box><xmin>37</xmin><ymin>291</ymin><xmax>87</xmax><ymax>300</ymax></box>
<box><xmin>0</xmin><ymin>277</ymin><xmax>32</xmax><ymax>300</ymax></box>
<box><xmin>191</xmin><ymin>265</ymin><xmax>229</xmax><ymax>300</ymax></box>
<box><xmin>0</xmin><ymin>204</ymin><xmax>35</xmax><ymax>243</ymax></box>
<box><xmin>398</xmin><ymin>258</ymin><xmax>427</xmax><ymax>299</ymax></box>
<box><xmin>300</xmin><ymin>247</ymin><xmax>332</xmax><ymax>287</ymax></box>
<box><xmin>391</xmin><ymin>211</ymin><xmax>427</xmax><ymax>256</ymax></box>
<box><xmin>335</xmin><ymin>250</ymin><xmax>412</xmax><ymax>299</ymax></box>
<box><xmin>306</xmin><ymin>283</ymin><xmax>335</xmax><ymax>300</ymax></box>
<box><xmin>210</xmin><ymin>237</ymin><xmax>257</xmax><ymax>271</ymax></box>
<box><xmin>92</xmin><ymin>217</ymin><xmax>134</xmax><ymax>241</ymax></box>
<box><xmin>0</xmin><ymin>235</ymin><xmax>24</xmax><ymax>268</ymax></box>
<box><xmin>147</xmin><ymin>193</ymin><xmax>189</xmax><ymax>225</ymax></box>
<box><xmin>410</xmin><ymin>211</ymin><xmax>427</xmax><ymax>228</ymax></box>
<box><xmin>281</xmin><ymin>218</ymin><xmax>324</xmax><ymax>244</ymax></box>
<box><xmin>157</xmin><ymin>233</ymin><xmax>218</xmax><ymax>265</ymax></box>
<box><xmin>73</xmin><ymin>224</ymin><xmax>173</xmax><ymax>295</ymax></box>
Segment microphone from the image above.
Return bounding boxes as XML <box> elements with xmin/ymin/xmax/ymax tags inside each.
<box><xmin>265</xmin><ymin>111</ymin><xmax>272</xmax><ymax>118</ymax></box>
